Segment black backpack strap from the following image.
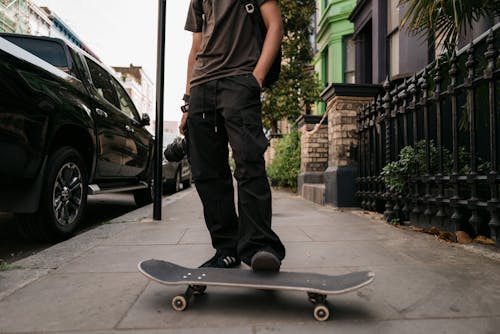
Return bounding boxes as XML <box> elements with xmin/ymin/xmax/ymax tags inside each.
<box><xmin>238</xmin><ymin>0</ymin><xmax>282</xmax><ymax>87</ymax></box>
<box><xmin>238</xmin><ymin>0</ymin><xmax>265</xmax><ymax>48</ymax></box>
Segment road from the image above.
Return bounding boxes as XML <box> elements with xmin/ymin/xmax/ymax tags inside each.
<box><xmin>0</xmin><ymin>193</ymin><xmax>140</xmax><ymax>264</ymax></box>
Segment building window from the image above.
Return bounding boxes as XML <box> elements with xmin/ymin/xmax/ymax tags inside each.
<box><xmin>344</xmin><ymin>35</ymin><xmax>356</xmax><ymax>84</ymax></box>
<box><xmin>322</xmin><ymin>48</ymin><xmax>329</xmax><ymax>87</ymax></box>
<box><xmin>387</xmin><ymin>0</ymin><xmax>400</xmax><ymax>78</ymax></box>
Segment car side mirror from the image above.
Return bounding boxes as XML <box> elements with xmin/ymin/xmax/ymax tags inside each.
<box><xmin>141</xmin><ymin>113</ymin><xmax>150</xmax><ymax>126</ymax></box>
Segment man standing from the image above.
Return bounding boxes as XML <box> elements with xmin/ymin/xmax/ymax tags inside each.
<box><xmin>179</xmin><ymin>0</ymin><xmax>285</xmax><ymax>271</ymax></box>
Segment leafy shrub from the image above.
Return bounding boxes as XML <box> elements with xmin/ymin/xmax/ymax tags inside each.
<box><xmin>267</xmin><ymin>129</ymin><xmax>301</xmax><ymax>190</ymax></box>
<box><xmin>381</xmin><ymin>145</ymin><xmax>419</xmax><ymax>193</ymax></box>
<box><xmin>381</xmin><ymin>140</ymin><xmax>491</xmax><ymax>192</ymax></box>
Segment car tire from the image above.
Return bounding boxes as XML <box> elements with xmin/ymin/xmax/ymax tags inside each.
<box><xmin>182</xmin><ymin>174</ymin><xmax>192</xmax><ymax>189</ymax></box>
<box><xmin>17</xmin><ymin>146</ymin><xmax>88</xmax><ymax>242</ymax></box>
<box><xmin>165</xmin><ymin>168</ymin><xmax>181</xmax><ymax>194</ymax></box>
<box><xmin>133</xmin><ymin>180</ymin><xmax>154</xmax><ymax>207</ymax></box>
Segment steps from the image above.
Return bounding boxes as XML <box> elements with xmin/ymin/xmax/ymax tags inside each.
<box><xmin>300</xmin><ymin>183</ymin><xmax>325</xmax><ymax>206</ymax></box>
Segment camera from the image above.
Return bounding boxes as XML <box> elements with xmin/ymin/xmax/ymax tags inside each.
<box><xmin>164</xmin><ymin>136</ymin><xmax>188</xmax><ymax>162</ymax></box>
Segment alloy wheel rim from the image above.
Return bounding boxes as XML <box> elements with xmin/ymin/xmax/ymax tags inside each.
<box><xmin>53</xmin><ymin>162</ymin><xmax>83</xmax><ymax>226</ymax></box>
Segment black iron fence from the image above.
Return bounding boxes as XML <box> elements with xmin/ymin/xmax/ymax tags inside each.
<box><xmin>356</xmin><ymin>25</ymin><xmax>500</xmax><ymax>244</ymax></box>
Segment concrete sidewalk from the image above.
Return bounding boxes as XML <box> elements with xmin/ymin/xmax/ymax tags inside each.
<box><xmin>1</xmin><ymin>188</ymin><xmax>499</xmax><ymax>333</ymax></box>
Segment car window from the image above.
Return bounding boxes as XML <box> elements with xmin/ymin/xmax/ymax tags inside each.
<box><xmin>111</xmin><ymin>78</ymin><xmax>140</xmax><ymax>122</ymax></box>
<box><xmin>4</xmin><ymin>37</ymin><xmax>73</xmax><ymax>74</ymax></box>
<box><xmin>85</xmin><ymin>57</ymin><xmax>119</xmax><ymax>108</ymax></box>
<box><xmin>68</xmin><ymin>48</ymin><xmax>85</xmax><ymax>81</ymax></box>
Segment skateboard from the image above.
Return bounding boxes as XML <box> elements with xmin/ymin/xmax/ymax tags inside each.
<box><xmin>138</xmin><ymin>259</ymin><xmax>375</xmax><ymax>321</ymax></box>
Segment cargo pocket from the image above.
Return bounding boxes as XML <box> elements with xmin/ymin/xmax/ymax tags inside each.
<box><xmin>223</xmin><ymin>76</ymin><xmax>268</xmax><ymax>180</ymax></box>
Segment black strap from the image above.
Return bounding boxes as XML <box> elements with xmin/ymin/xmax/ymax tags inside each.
<box><xmin>238</xmin><ymin>0</ymin><xmax>266</xmax><ymax>49</ymax></box>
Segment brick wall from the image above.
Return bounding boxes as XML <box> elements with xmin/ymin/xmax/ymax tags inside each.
<box><xmin>327</xmin><ymin>96</ymin><xmax>373</xmax><ymax>168</ymax></box>
<box><xmin>299</xmin><ymin>122</ymin><xmax>328</xmax><ymax>173</ymax></box>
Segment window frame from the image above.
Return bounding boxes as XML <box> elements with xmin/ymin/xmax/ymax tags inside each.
<box><xmin>321</xmin><ymin>47</ymin><xmax>329</xmax><ymax>87</ymax></box>
<box><xmin>386</xmin><ymin>0</ymin><xmax>400</xmax><ymax>79</ymax></box>
<box><xmin>343</xmin><ymin>34</ymin><xmax>356</xmax><ymax>84</ymax></box>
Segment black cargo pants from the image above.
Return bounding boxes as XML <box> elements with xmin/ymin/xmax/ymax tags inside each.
<box><xmin>187</xmin><ymin>74</ymin><xmax>285</xmax><ymax>265</ymax></box>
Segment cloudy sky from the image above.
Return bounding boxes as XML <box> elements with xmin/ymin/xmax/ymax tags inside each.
<box><xmin>38</xmin><ymin>0</ymin><xmax>192</xmax><ymax>122</ymax></box>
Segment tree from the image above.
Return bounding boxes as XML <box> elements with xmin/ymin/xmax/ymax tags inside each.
<box><xmin>400</xmin><ymin>0</ymin><xmax>500</xmax><ymax>52</ymax></box>
<box><xmin>262</xmin><ymin>0</ymin><xmax>321</xmax><ymax>134</ymax></box>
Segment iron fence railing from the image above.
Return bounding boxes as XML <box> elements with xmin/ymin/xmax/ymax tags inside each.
<box><xmin>356</xmin><ymin>24</ymin><xmax>500</xmax><ymax>244</ymax></box>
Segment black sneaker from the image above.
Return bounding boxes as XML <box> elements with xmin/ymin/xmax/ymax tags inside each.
<box><xmin>250</xmin><ymin>251</ymin><xmax>281</xmax><ymax>272</ymax></box>
<box><xmin>200</xmin><ymin>251</ymin><xmax>241</xmax><ymax>269</ymax></box>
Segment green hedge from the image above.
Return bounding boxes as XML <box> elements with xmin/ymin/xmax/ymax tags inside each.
<box><xmin>267</xmin><ymin>129</ymin><xmax>301</xmax><ymax>190</ymax></box>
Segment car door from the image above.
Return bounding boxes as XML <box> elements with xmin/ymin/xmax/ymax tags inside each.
<box><xmin>110</xmin><ymin>77</ymin><xmax>152</xmax><ymax>177</ymax></box>
<box><xmin>83</xmin><ymin>56</ymin><xmax>129</xmax><ymax>177</ymax></box>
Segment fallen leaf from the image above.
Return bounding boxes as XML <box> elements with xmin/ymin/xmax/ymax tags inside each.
<box><xmin>456</xmin><ymin>231</ymin><xmax>473</xmax><ymax>244</ymax></box>
<box><xmin>473</xmin><ymin>235</ymin><xmax>495</xmax><ymax>245</ymax></box>
<box><xmin>438</xmin><ymin>231</ymin><xmax>457</xmax><ymax>242</ymax></box>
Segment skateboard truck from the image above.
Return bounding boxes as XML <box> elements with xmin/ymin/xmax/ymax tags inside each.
<box><xmin>171</xmin><ymin>285</ymin><xmax>207</xmax><ymax>312</ymax></box>
<box><xmin>308</xmin><ymin>292</ymin><xmax>330</xmax><ymax>321</ymax></box>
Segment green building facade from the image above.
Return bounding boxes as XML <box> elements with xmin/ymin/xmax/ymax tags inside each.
<box><xmin>314</xmin><ymin>0</ymin><xmax>356</xmax><ymax>114</ymax></box>
<box><xmin>0</xmin><ymin>0</ymin><xmax>29</xmax><ymax>33</ymax></box>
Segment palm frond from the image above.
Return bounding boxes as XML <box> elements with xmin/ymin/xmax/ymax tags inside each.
<box><xmin>400</xmin><ymin>0</ymin><xmax>499</xmax><ymax>53</ymax></box>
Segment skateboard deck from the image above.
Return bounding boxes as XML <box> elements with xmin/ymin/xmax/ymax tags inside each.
<box><xmin>138</xmin><ymin>259</ymin><xmax>375</xmax><ymax>321</ymax></box>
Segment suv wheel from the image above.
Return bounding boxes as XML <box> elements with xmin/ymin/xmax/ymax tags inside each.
<box><xmin>165</xmin><ymin>168</ymin><xmax>181</xmax><ymax>194</ymax></box>
<box><xmin>17</xmin><ymin>147</ymin><xmax>88</xmax><ymax>241</ymax></box>
<box><xmin>182</xmin><ymin>174</ymin><xmax>192</xmax><ymax>189</ymax></box>
<box><xmin>134</xmin><ymin>180</ymin><xmax>153</xmax><ymax>207</ymax></box>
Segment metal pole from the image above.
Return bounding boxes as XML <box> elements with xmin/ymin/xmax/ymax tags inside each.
<box><xmin>153</xmin><ymin>0</ymin><xmax>167</xmax><ymax>220</ymax></box>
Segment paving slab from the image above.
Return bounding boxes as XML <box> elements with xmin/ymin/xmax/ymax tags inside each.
<box><xmin>282</xmin><ymin>241</ymin><xmax>420</xmax><ymax>269</ymax></box>
<box><xmin>101</xmin><ymin>223</ymin><xmax>187</xmax><ymax>246</ymax></box>
<box><xmin>361</xmin><ymin>263</ymin><xmax>500</xmax><ymax>320</ymax></box>
<box><xmin>254</xmin><ymin>317</ymin><xmax>500</xmax><ymax>334</ymax></box>
<box><xmin>57</xmin><ymin>244</ymin><xmax>215</xmax><ymax>273</ymax></box>
<box><xmin>0</xmin><ymin>273</ymin><xmax>147</xmax><ymax>333</ymax></box>
<box><xmin>0</xmin><ymin>268</ymin><xmax>49</xmax><ymax>301</ymax></box>
<box><xmin>13</xmin><ymin>222</ymin><xmax>131</xmax><ymax>270</ymax></box>
<box><xmin>38</xmin><ymin>328</ymin><xmax>253</xmax><ymax>334</ymax></box>
<box><xmin>299</xmin><ymin>223</ymin><xmax>415</xmax><ymax>242</ymax></box>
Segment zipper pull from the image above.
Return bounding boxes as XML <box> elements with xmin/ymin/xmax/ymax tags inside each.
<box><xmin>215</xmin><ymin>126</ymin><xmax>218</xmax><ymax>133</ymax></box>
<box><xmin>203</xmin><ymin>113</ymin><xmax>206</xmax><ymax>119</ymax></box>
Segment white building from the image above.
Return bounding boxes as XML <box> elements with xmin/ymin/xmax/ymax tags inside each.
<box><xmin>27</xmin><ymin>1</ymin><xmax>51</xmax><ymax>36</ymax></box>
<box><xmin>163</xmin><ymin>121</ymin><xmax>178</xmax><ymax>134</ymax></box>
<box><xmin>113</xmin><ymin>64</ymin><xmax>155</xmax><ymax>131</ymax></box>
<box><xmin>1</xmin><ymin>1</ymin><xmax>52</xmax><ymax>37</ymax></box>
<box><xmin>0</xmin><ymin>0</ymin><xmax>29</xmax><ymax>33</ymax></box>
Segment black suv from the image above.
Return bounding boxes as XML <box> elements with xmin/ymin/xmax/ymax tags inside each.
<box><xmin>0</xmin><ymin>33</ymin><xmax>155</xmax><ymax>241</ymax></box>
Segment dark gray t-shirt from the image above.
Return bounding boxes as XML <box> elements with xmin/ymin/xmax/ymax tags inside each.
<box><xmin>185</xmin><ymin>0</ymin><xmax>266</xmax><ymax>87</ymax></box>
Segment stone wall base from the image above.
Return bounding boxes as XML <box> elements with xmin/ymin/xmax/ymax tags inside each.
<box><xmin>301</xmin><ymin>183</ymin><xmax>326</xmax><ymax>206</ymax></box>
<box><xmin>324</xmin><ymin>166</ymin><xmax>360</xmax><ymax>207</ymax></box>
<box><xmin>297</xmin><ymin>172</ymin><xmax>324</xmax><ymax>194</ymax></box>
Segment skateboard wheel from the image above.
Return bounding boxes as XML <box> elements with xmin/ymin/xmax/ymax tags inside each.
<box><xmin>171</xmin><ymin>295</ymin><xmax>188</xmax><ymax>312</ymax></box>
<box><xmin>313</xmin><ymin>304</ymin><xmax>330</xmax><ymax>321</ymax></box>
